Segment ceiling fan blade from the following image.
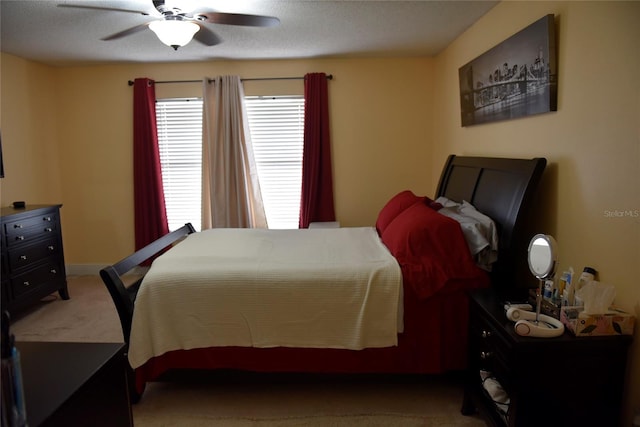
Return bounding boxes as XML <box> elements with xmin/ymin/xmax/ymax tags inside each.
<box><xmin>197</xmin><ymin>12</ymin><xmax>280</xmax><ymax>27</ymax></box>
<box><xmin>57</xmin><ymin>4</ymin><xmax>151</xmax><ymax>16</ymax></box>
<box><xmin>101</xmin><ymin>23</ymin><xmax>151</xmax><ymax>41</ymax></box>
<box><xmin>193</xmin><ymin>25</ymin><xmax>222</xmax><ymax>46</ymax></box>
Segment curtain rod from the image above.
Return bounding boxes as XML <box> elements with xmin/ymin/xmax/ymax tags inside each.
<box><xmin>127</xmin><ymin>75</ymin><xmax>333</xmax><ymax>86</ymax></box>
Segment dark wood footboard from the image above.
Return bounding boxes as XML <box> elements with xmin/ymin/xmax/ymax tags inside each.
<box><xmin>99</xmin><ymin>223</ymin><xmax>196</xmax><ymax>344</ymax></box>
<box><xmin>99</xmin><ymin>223</ymin><xmax>195</xmax><ymax>403</ymax></box>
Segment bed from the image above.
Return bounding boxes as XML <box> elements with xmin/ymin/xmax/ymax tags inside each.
<box><xmin>100</xmin><ymin>155</ymin><xmax>546</xmax><ymax>401</ymax></box>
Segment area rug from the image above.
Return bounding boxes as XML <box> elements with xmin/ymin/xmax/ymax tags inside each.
<box><xmin>11</xmin><ymin>275</ymin><xmax>124</xmax><ymax>343</ymax></box>
<box><xmin>131</xmin><ymin>376</ymin><xmax>485</xmax><ymax>427</ymax></box>
<box><xmin>134</xmin><ymin>413</ymin><xmax>481</xmax><ymax>427</ymax></box>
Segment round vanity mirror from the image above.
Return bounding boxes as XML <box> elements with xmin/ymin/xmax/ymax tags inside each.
<box><xmin>528</xmin><ymin>234</ymin><xmax>558</xmax><ymax>280</ymax></box>
<box><xmin>514</xmin><ymin>233</ymin><xmax>564</xmax><ymax>338</ymax></box>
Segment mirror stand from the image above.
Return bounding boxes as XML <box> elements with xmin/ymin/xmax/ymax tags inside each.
<box><xmin>535</xmin><ymin>278</ymin><xmax>545</xmax><ymax>324</ymax></box>
<box><xmin>506</xmin><ymin>234</ymin><xmax>565</xmax><ymax>338</ymax></box>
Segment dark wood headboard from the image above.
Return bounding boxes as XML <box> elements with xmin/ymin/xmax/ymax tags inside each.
<box><xmin>435</xmin><ymin>155</ymin><xmax>547</xmax><ymax>295</ymax></box>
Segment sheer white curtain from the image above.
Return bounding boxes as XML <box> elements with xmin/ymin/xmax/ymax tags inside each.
<box><xmin>201</xmin><ymin>76</ymin><xmax>267</xmax><ymax>229</ymax></box>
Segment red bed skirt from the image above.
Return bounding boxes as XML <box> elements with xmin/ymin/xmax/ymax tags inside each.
<box><xmin>134</xmin><ymin>285</ymin><xmax>483</xmax><ymax>393</ymax></box>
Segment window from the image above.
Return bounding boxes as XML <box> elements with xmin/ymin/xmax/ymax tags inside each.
<box><xmin>156</xmin><ymin>98</ymin><xmax>203</xmax><ymax>232</ymax></box>
<box><xmin>156</xmin><ymin>96</ymin><xmax>304</xmax><ymax>231</ymax></box>
<box><xmin>245</xmin><ymin>96</ymin><xmax>304</xmax><ymax>229</ymax></box>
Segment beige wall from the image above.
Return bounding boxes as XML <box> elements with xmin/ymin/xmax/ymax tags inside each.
<box><xmin>0</xmin><ymin>56</ymin><xmax>434</xmax><ymax>262</ymax></box>
<box><xmin>433</xmin><ymin>1</ymin><xmax>640</xmax><ymax>424</ymax></box>
<box><xmin>0</xmin><ymin>54</ymin><xmax>63</xmax><ymax>205</ymax></box>
<box><xmin>1</xmin><ymin>0</ymin><xmax>638</xmax><ymax>423</ymax></box>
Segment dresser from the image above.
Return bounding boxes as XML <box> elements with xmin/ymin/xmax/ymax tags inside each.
<box><xmin>1</xmin><ymin>205</ymin><xmax>69</xmax><ymax>316</ymax></box>
<box><xmin>462</xmin><ymin>289</ymin><xmax>631</xmax><ymax>427</ymax></box>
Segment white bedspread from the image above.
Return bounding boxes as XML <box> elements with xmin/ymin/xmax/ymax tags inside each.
<box><xmin>128</xmin><ymin>227</ymin><xmax>403</xmax><ymax>369</ymax></box>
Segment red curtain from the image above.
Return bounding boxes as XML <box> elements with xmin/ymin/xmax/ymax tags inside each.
<box><xmin>298</xmin><ymin>73</ymin><xmax>336</xmax><ymax>228</ymax></box>
<box><xmin>133</xmin><ymin>78</ymin><xmax>169</xmax><ymax>251</ymax></box>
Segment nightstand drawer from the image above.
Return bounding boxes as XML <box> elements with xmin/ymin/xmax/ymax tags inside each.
<box><xmin>469</xmin><ymin>308</ymin><xmax>513</xmax><ymax>390</ymax></box>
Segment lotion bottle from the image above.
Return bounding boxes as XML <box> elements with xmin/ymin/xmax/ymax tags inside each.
<box><xmin>574</xmin><ymin>267</ymin><xmax>596</xmax><ymax>307</ymax></box>
<box><xmin>1</xmin><ymin>311</ymin><xmax>26</xmax><ymax>427</ymax></box>
<box><xmin>561</xmin><ymin>267</ymin><xmax>574</xmax><ymax>306</ymax></box>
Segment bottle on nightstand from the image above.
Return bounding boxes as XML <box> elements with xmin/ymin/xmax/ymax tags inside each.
<box><xmin>1</xmin><ymin>312</ymin><xmax>27</xmax><ymax>427</ymax></box>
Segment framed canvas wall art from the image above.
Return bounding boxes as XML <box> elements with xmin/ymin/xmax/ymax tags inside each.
<box><xmin>459</xmin><ymin>14</ymin><xmax>557</xmax><ymax>127</ymax></box>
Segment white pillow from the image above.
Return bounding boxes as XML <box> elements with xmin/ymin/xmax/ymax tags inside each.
<box><xmin>435</xmin><ymin>197</ymin><xmax>498</xmax><ymax>271</ymax></box>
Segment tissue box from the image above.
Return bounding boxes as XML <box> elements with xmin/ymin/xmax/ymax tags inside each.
<box><xmin>560</xmin><ymin>306</ymin><xmax>635</xmax><ymax>336</ymax></box>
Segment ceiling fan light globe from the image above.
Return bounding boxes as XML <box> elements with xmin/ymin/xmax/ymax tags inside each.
<box><xmin>149</xmin><ymin>20</ymin><xmax>200</xmax><ymax>49</ymax></box>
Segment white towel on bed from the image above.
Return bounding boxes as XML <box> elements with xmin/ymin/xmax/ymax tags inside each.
<box><xmin>128</xmin><ymin>227</ymin><xmax>403</xmax><ymax>369</ymax></box>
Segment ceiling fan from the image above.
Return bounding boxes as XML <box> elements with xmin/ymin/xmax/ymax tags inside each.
<box><xmin>57</xmin><ymin>0</ymin><xmax>280</xmax><ymax>50</ymax></box>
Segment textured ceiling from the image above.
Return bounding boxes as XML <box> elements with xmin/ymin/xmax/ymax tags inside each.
<box><xmin>0</xmin><ymin>0</ymin><xmax>497</xmax><ymax>66</ymax></box>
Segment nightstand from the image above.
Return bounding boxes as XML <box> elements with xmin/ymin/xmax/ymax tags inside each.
<box><xmin>462</xmin><ymin>288</ymin><xmax>631</xmax><ymax>427</ymax></box>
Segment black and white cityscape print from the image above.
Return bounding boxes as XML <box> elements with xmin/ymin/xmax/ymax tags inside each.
<box><xmin>459</xmin><ymin>15</ymin><xmax>557</xmax><ymax>127</ymax></box>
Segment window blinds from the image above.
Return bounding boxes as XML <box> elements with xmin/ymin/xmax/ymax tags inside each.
<box><xmin>245</xmin><ymin>96</ymin><xmax>304</xmax><ymax>229</ymax></box>
<box><xmin>156</xmin><ymin>98</ymin><xmax>203</xmax><ymax>231</ymax></box>
<box><xmin>156</xmin><ymin>96</ymin><xmax>304</xmax><ymax>231</ymax></box>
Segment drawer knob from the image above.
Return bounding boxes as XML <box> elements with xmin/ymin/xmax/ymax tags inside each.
<box><xmin>480</xmin><ymin>351</ymin><xmax>492</xmax><ymax>360</ymax></box>
<box><xmin>20</xmin><ymin>255</ymin><xmax>27</xmax><ymax>261</ymax></box>
<box><xmin>44</xmin><ymin>227</ymin><xmax>53</xmax><ymax>232</ymax></box>
<box><xmin>50</xmin><ymin>269</ymin><xmax>57</xmax><ymax>274</ymax></box>
<box><xmin>48</xmin><ymin>245</ymin><xmax>55</xmax><ymax>251</ymax></box>
<box><xmin>16</xmin><ymin>236</ymin><xmax>25</xmax><ymax>241</ymax></box>
<box><xmin>43</xmin><ymin>216</ymin><xmax>52</xmax><ymax>222</ymax></box>
<box><xmin>13</xmin><ymin>224</ymin><xmax>23</xmax><ymax>229</ymax></box>
<box><xmin>481</xmin><ymin>330</ymin><xmax>492</xmax><ymax>338</ymax></box>
<box><xmin>23</xmin><ymin>281</ymin><xmax>30</xmax><ymax>287</ymax></box>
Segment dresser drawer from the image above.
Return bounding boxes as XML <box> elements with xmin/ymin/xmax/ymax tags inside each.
<box><xmin>4</xmin><ymin>213</ymin><xmax>59</xmax><ymax>248</ymax></box>
<box><xmin>7</xmin><ymin>237</ymin><xmax>61</xmax><ymax>273</ymax></box>
<box><xmin>10</xmin><ymin>261</ymin><xmax>64</xmax><ymax>298</ymax></box>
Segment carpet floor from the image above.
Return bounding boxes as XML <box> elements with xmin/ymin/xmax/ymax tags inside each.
<box><xmin>11</xmin><ymin>275</ymin><xmax>485</xmax><ymax>426</ymax></box>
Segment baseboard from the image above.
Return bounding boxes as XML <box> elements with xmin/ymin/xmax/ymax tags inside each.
<box><xmin>65</xmin><ymin>264</ymin><xmax>149</xmax><ymax>276</ymax></box>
